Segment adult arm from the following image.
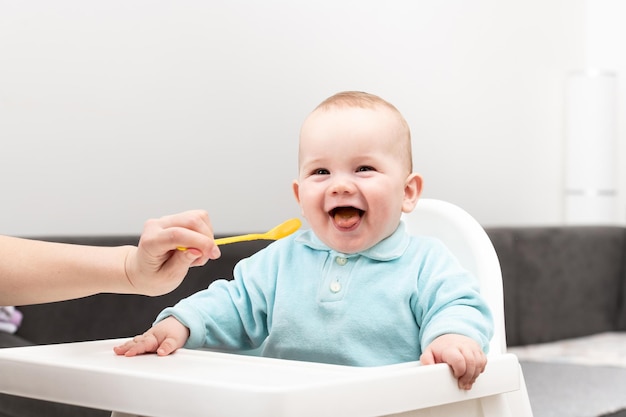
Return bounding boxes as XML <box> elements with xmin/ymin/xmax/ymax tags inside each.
<box><xmin>0</xmin><ymin>210</ymin><xmax>220</xmax><ymax>306</ymax></box>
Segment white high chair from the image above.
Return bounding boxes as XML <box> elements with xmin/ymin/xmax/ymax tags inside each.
<box><xmin>399</xmin><ymin>198</ymin><xmax>534</xmax><ymax>416</ymax></box>
<box><xmin>0</xmin><ymin>199</ymin><xmax>533</xmax><ymax>417</ymax></box>
<box><xmin>402</xmin><ymin>198</ymin><xmax>507</xmax><ymax>355</ymax></box>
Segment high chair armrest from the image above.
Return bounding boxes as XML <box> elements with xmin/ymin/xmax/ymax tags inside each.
<box><xmin>0</xmin><ymin>340</ymin><xmax>524</xmax><ymax>417</ymax></box>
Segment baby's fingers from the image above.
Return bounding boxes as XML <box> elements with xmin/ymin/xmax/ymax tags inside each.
<box><xmin>440</xmin><ymin>348</ymin><xmax>466</xmax><ymax>378</ymax></box>
<box><xmin>455</xmin><ymin>350</ymin><xmax>487</xmax><ymax>390</ymax></box>
<box><xmin>113</xmin><ymin>334</ymin><xmax>159</xmax><ymax>357</ymax></box>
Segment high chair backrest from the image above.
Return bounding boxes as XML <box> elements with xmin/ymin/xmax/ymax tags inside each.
<box><xmin>402</xmin><ymin>198</ymin><xmax>507</xmax><ymax>354</ymax></box>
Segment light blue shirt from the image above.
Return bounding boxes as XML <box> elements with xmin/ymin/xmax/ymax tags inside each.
<box><xmin>156</xmin><ymin>222</ymin><xmax>493</xmax><ymax>366</ymax></box>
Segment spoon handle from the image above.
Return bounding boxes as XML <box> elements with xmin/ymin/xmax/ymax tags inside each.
<box><xmin>176</xmin><ymin>233</ymin><xmax>267</xmax><ymax>251</ymax></box>
<box><xmin>214</xmin><ymin>233</ymin><xmax>266</xmax><ymax>246</ymax></box>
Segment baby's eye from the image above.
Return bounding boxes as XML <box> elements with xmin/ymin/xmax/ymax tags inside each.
<box><xmin>312</xmin><ymin>168</ymin><xmax>330</xmax><ymax>175</ymax></box>
<box><xmin>356</xmin><ymin>166</ymin><xmax>375</xmax><ymax>172</ymax></box>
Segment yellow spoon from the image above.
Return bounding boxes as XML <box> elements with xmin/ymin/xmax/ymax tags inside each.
<box><xmin>177</xmin><ymin>218</ymin><xmax>302</xmax><ymax>250</ymax></box>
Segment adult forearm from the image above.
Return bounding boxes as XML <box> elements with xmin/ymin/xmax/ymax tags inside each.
<box><xmin>0</xmin><ymin>236</ymin><xmax>134</xmax><ymax>306</ymax></box>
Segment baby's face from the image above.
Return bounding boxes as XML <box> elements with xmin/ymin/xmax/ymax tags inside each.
<box><xmin>293</xmin><ymin>105</ymin><xmax>420</xmax><ymax>254</ymax></box>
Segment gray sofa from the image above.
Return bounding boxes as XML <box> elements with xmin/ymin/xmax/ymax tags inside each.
<box><xmin>487</xmin><ymin>226</ymin><xmax>626</xmax><ymax>347</ymax></box>
<box><xmin>2</xmin><ymin>226</ymin><xmax>626</xmax><ymax>417</ymax></box>
<box><xmin>487</xmin><ymin>226</ymin><xmax>626</xmax><ymax>417</ymax></box>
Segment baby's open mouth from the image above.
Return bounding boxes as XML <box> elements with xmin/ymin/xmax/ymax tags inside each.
<box><xmin>329</xmin><ymin>206</ymin><xmax>364</xmax><ymax>229</ymax></box>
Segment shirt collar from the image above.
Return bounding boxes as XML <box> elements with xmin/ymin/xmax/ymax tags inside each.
<box><xmin>295</xmin><ymin>221</ymin><xmax>410</xmax><ymax>261</ymax></box>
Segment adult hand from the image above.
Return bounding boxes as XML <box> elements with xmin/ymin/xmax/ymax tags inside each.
<box><xmin>125</xmin><ymin>210</ymin><xmax>221</xmax><ymax>296</ymax></box>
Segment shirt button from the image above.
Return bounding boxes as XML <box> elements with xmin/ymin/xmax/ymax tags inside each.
<box><xmin>330</xmin><ymin>281</ymin><xmax>342</xmax><ymax>293</ymax></box>
<box><xmin>335</xmin><ymin>256</ymin><xmax>348</xmax><ymax>266</ymax></box>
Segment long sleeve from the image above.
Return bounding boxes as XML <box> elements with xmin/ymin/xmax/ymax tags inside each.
<box><xmin>154</xmin><ymin>224</ymin><xmax>494</xmax><ymax>366</ymax></box>
<box><xmin>412</xmin><ymin>239</ymin><xmax>494</xmax><ymax>353</ymax></box>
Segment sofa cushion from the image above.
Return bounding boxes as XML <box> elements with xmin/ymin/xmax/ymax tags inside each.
<box><xmin>487</xmin><ymin>227</ymin><xmax>625</xmax><ymax>346</ymax></box>
<box><xmin>484</xmin><ymin>228</ymin><xmax>520</xmax><ymax>346</ymax></box>
<box><xmin>619</xmin><ymin>241</ymin><xmax>626</xmax><ymax>331</ymax></box>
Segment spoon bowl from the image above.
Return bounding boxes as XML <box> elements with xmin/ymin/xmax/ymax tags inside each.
<box><xmin>214</xmin><ymin>218</ymin><xmax>302</xmax><ymax>245</ymax></box>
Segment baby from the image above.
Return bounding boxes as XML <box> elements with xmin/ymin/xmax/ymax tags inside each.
<box><xmin>115</xmin><ymin>91</ymin><xmax>493</xmax><ymax>390</ymax></box>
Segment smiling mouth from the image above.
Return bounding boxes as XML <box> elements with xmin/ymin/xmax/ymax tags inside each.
<box><xmin>329</xmin><ymin>206</ymin><xmax>364</xmax><ymax>229</ymax></box>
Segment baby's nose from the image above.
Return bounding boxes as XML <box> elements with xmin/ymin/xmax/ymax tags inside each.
<box><xmin>329</xmin><ymin>176</ymin><xmax>356</xmax><ymax>194</ymax></box>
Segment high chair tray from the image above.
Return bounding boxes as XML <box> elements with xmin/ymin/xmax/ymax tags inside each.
<box><xmin>0</xmin><ymin>339</ymin><xmax>520</xmax><ymax>417</ymax></box>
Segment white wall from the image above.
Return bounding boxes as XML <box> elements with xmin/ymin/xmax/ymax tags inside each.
<box><xmin>0</xmin><ymin>1</ymin><xmax>603</xmax><ymax>236</ymax></box>
<box><xmin>585</xmin><ymin>0</ymin><xmax>626</xmax><ymax>226</ymax></box>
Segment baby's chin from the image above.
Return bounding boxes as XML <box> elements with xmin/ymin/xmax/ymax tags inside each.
<box><xmin>319</xmin><ymin>232</ymin><xmax>379</xmax><ymax>255</ymax></box>
<box><xmin>318</xmin><ymin>219</ymin><xmax>401</xmax><ymax>254</ymax></box>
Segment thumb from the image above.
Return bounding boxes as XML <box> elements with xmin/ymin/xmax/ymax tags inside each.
<box><xmin>181</xmin><ymin>247</ymin><xmax>204</xmax><ymax>266</ymax></box>
<box><xmin>156</xmin><ymin>336</ymin><xmax>183</xmax><ymax>356</ymax></box>
<box><xmin>420</xmin><ymin>348</ymin><xmax>436</xmax><ymax>365</ymax></box>
<box><xmin>164</xmin><ymin>249</ymin><xmax>201</xmax><ymax>273</ymax></box>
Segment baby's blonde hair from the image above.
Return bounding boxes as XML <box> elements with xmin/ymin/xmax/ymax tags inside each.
<box><xmin>312</xmin><ymin>91</ymin><xmax>413</xmax><ymax>172</ymax></box>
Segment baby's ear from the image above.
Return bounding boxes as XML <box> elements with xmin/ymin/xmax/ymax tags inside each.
<box><xmin>402</xmin><ymin>173</ymin><xmax>423</xmax><ymax>213</ymax></box>
<box><xmin>292</xmin><ymin>179</ymin><xmax>301</xmax><ymax>205</ymax></box>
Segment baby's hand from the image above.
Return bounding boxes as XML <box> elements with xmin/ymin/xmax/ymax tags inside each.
<box><xmin>114</xmin><ymin>316</ymin><xmax>190</xmax><ymax>357</ymax></box>
<box><xmin>420</xmin><ymin>334</ymin><xmax>487</xmax><ymax>390</ymax></box>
